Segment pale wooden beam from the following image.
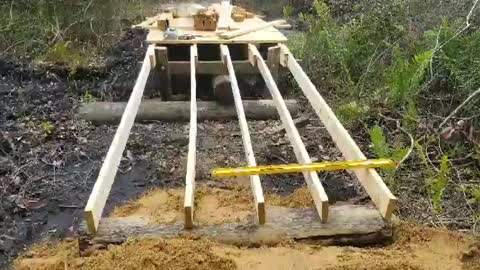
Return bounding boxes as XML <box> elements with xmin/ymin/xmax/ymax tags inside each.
<box><xmin>279</xmin><ymin>44</ymin><xmax>397</xmax><ymax>221</ymax></box>
<box><xmin>267</xmin><ymin>46</ymin><xmax>281</xmax><ymax>85</ymax></box>
<box><xmin>248</xmin><ymin>44</ymin><xmax>329</xmax><ymax>222</ymax></box>
<box><xmin>184</xmin><ymin>45</ymin><xmax>198</xmax><ymax>229</ymax></box>
<box><xmin>217</xmin><ymin>1</ymin><xmax>233</xmax><ymax>30</ymax></box>
<box><xmin>84</xmin><ymin>45</ymin><xmax>155</xmax><ymax>234</ymax></box>
<box><xmin>220</xmin><ymin>44</ymin><xmax>266</xmax><ymax>224</ymax></box>
<box><xmin>219</xmin><ymin>20</ymin><xmax>287</xmax><ymax>40</ymax></box>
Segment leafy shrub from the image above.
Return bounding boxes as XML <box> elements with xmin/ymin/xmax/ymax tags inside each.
<box><xmin>283</xmin><ymin>4</ymin><xmax>294</xmax><ymax>18</ymax></box>
<box><xmin>336</xmin><ymin>101</ymin><xmax>369</xmax><ymax>126</ymax></box>
<box><xmin>37</xmin><ymin>41</ymin><xmax>90</xmax><ymax>72</ymax></box>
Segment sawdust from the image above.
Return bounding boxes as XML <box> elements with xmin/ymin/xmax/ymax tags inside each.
<box><xmin>267</xmin><ymin>186</ymin><xmax>314</xmax><ymax>208</ymax></box>
<box><xmin>111</xmin><ymin>188</ymin><xmax>183</xmax><ymax>224</ymax></box>
<box><xmin>111</xmin><ymin>186</ymin><xmax>255</xmax><ymax>225</ymax></box>
<box><xmin>14</xmin><ymin>238</ymin><xmax>236</xmax><ymax>270</ymax></box>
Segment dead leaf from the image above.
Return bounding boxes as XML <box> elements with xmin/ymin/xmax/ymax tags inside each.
<box><xmin>17</xmin><ymin>199</ymin><xmax>47</xmax><ymax>210</ymax></box>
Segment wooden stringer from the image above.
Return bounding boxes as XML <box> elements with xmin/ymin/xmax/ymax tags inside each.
<box><xmin>83</xmin><ymin>43</ymin><xmax>396</xmax><ymax>235</ymax></box>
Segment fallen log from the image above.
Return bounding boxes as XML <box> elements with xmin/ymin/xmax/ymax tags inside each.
<box><xmin>78</xmin><ymin>99</ymin><xmax>298</xmax><ymax>124</ymax></box>
<box><xmin>78</xmin><ymin>205</ymin><xmax>392</xmax><ymax>254</ymax></box>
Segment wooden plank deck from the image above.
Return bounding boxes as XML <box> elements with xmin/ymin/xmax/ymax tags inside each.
<box><xmin>146</xmin><ymin>17</ymin><xmax>287</xmax><ymax>44</ymax></box>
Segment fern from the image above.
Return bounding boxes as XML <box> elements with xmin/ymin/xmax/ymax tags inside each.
<box><xmin>387</xmin><ymin>48</ymin><xmax>434</xmax><ymax>107</ymax></box>
<box><xmin>369</xmin><ymin>125</ymin><xmax>389</xmax><ymax>158</ymax></box>
<box><xmin>429</xmin><ymin>155</ymin><xmax>450</xmax><ymax>214</ymax></box>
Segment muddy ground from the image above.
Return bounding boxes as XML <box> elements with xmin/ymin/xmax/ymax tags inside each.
<box><xmin>0</xmin><ymin>26</ymin><xmax>479</xmax><ymax>269</ymax></box>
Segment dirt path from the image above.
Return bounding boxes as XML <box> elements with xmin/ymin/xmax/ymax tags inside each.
<box><xmin>12</xmin><ymin>187</ymin><xmax>480</xmax><ymax>270</ymax></box>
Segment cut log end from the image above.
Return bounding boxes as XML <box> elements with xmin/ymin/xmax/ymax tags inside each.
<box><xmin>213</xmin><ymin>75</ymin><xmax>234</xmax><ymax>105</ymax></box>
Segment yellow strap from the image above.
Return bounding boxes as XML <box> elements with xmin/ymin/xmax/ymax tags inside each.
<box><xmin>212</xmin><ymin>159</ymin><xmax>397</xmax><ymax>178</ymax></box>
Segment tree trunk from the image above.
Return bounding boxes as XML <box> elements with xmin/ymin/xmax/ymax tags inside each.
<box><xmin>78</xmin><ymin>99</ymin><xmax>299</xmax><ymax>124</ymax></box>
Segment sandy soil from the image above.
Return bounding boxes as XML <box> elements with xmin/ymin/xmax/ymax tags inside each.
<box><xmin>13</xmin><ymin>187</ymin><xmax>480</xmax><ymax>270</ymax></box>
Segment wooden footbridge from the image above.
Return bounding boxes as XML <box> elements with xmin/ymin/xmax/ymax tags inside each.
<box><xmin>80</xmin><ymin>2</ymin><xmax>396</xmax><ymax>249</ymax></box>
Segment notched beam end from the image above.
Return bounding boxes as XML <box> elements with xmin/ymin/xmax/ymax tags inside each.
<box><xmin>84</xmin><ymin>210</ymin><xmax>97</xmax><ymax>235</ymax></box>
<box><xmin>382</xmin><ymin>197</ymin><xmax>397</xmax><ymax>222</ymax></box>
<box><xmin>247</xmin><ymin>44</ymin><xmax>258</xmax><ymax>67</ymax></box>
<box><xmin>184</xmin><ymin>206</ymin><xmax>194</xmax><ymax>229</ymax></box>
<box><xmin>279</xmin><ymin>44</ymin><xmax>290</xmax><ymax>67</ymax></box>
<box><xmin>147</xmin><ymin>45</ymin><xmax>156</xmax><ymax>69</ymax></box>
<box><xmin>257</xmin><ymin>202</ymin><xmax>266</xmax><ymax>225</ymax></box>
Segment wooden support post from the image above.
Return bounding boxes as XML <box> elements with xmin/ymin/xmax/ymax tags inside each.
<box><xmin>184</xmin><ymin>45</ymin><xmax>198</xmax><ymax>229</ymax></box>
<box><xmin>267</xmin><ymin>46</ymin><xmax>281</xmax><ymax>85</ymax></box>
<box><xmin>248</xmin><ymin>44</ymin><xmax>329</xmax><ymax>222</ymax></box>
<box><xmin>84</xmin><ymin>45</ymin><xmax>155</xmax><ymax>234</ymax></box>
<box><xmin>220</xmin><ymin>44</ymin><xmax>266</xmax><ymax>225</ymax></box>
<box><xmin>279</xmin><ymin>44</ymin><xmax>397</xmax><ymax>221</ymax></box>
<box><xmin>155</xmin><ymin>47</ymin><xmax>171</xmax><ymax>101</ymax></box>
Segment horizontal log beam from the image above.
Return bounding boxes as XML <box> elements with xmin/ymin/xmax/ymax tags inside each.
<box><xmin>79</xmin><ymin>205</ymin><xmax>392</xmax><ymax>250</ymax></box>
<box><xmin>169</xmin><ymin>60</ymin><xmax>257</xmax><ymax>75</ymax></box>
<box><xmin>78</xmin><ymin>100</ymin><xmax>299</xmax><ymax>124</ymax></box>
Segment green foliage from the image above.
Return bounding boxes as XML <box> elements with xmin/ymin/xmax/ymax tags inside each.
<box><xmin>468</xmin><ymin>186</ymin><xmax>480</xmax><ymax>205</ymax></box>
<box><xmin>81</xmin><ymin>91</ymin><xmax>97</xmax><ymax>104</ymax></box>
<box><xmin>428</xmin><ymin>155</ymin><xmax>450</xmax><ymax>214</ymax></box>
<box><xmin>386</xmin><ymin>48</ymin><xmax>434</xmax><ymax>107</ymax></box>
<box><xmin>336</xmin><ymin>101</ymin><xmax>369</xmax><ymax>126</ymax></box>
<box><xmin>0</xmin><ymin>0</ymin><xmax>158</xmax><ymax>56</ymax></box>
<box><xmin>37</xmin><ymin>41</ymin><xmax>89</xmax><ymax>72</ymax></box>
<box><xmin>369</xmin><ymin>124</ymin><xmax>408</xmax><ymax>162</ymax></box>
<box><xmin>282</xmin><ymin>4</ymin><xmax>294</xmax><ymax>18</ymax></box>
<box><xmin>369</xmin><ymin>125</ymin><xmax>389</xmax><ymax>158</ymax></box>
<box><xmin>40</xmin><ymin>121</ymin><xmax>55</xmax><ymax>135</ymax></box>
<box><xmin>415</xmin><ymin>141</ymin><xmax>450</xmax><ymax>214</ymax></box>
<box><xmin>286</xmin><ymin>32</ymin><xmax>306</xmax><ymax>59</ymax></box>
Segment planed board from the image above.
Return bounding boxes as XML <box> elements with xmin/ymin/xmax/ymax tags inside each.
<box><xmin>184</xmin><ymin>45</ymin><xmax>198</xmax><ymax>229</ymax></box>
<box><xmin>220</xmin><ymin>45</ymin><xmax>265</xmax><ymax>224</ymax></box>
<box><xmin>248</xmin><ymin>44</ymin><xmax>330</xmax><ymax>222</ymax></box>
<box><xmin>84</xmin><ymin>45</ymin><xmax>155</xmax><ymax>234</ymax></box>
<box><xmin>279</xmin><ymin>45</ymin><xmax>397</xmax><ymax>221</ymax></box>
<box><xmin>79</xmin><ymin>205</ymin><xmax>392</xmax><ymax>247</ymax></box>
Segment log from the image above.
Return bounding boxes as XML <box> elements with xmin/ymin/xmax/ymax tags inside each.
<box><xmin>78</xmin><ymin>205</ymin><xmax>392</xmax><ymax>252</ymax></box>
<box><xmin>78</xmin><ymin>100</ymin><xmax>299</xmax><ymax>124</ymax></box>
